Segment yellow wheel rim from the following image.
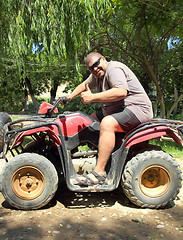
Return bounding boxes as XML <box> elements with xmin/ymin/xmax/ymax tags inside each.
<box><xmin>11</xmin><ymin>166</ymin><xmax>45</xmax><ymax>200</ymax></box>
<box><xmin>139</xmin><ymin>165</ymin><xmax>170</xmax><ymax>198</ymax></box>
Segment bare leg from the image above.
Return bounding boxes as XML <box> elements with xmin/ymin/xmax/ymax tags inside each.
<box><xmin>77</xmin><ymin>115</ymin><xmax>124</xmax><ymax>183</ymax></box>
<box><xmin>94</xmin><ymin>115</ymin><xmax>124</xmax><ymax>175</ymax></box>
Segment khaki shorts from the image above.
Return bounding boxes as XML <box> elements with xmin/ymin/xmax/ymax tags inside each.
<box><xmin>95</xmin><ymin>108</ymin><xmax>141</xmax><ymax>132</ymax></box>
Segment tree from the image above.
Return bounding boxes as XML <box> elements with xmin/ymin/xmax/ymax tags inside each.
<box><xmin>90</xmin><ymin>0</ymin><xmax>183</xmax><ymax>118</ymax></box>
<box><xmin>1</xmin><ymin>0</ymin><xmax>182</xmax><ymax>118</ymax></box>
<box><xmin>0</xmin><ymin>0</ymin><xmax>110</xmax><ymax>111</ymax></box>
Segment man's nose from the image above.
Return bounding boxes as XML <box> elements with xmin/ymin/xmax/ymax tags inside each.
<box><xmin>93</xmin><ymin>66</ymin><xmax>98</xmax><ymax>71</ymax></box>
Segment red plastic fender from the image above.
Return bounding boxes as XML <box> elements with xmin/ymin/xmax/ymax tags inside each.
<box><xmin>125</xmin><ymin>126</ymin><xmax>183</xmax><ymax>148</ymax></box>
<box><xmin>12</xmin><ymin>127</ymin><xmax>62</xmax><ymax>147</ymax></box>
<box><xmin>38</xmin><ymin>102</ymin><xmax>58</xmax><ymax>114</ymax></box>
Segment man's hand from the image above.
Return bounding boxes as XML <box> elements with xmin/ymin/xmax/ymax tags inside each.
<box><xmin>81</xmin><ymin>85</ymin><xmax>94</xmax><ymax>104</ymax></box>
<box><xmin>59</xmin><ymin>96</ymin><xmax>71</xmax><ymax>105</ymax></box>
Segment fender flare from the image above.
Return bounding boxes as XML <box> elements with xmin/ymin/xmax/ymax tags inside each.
<box><xmin>9</xmin><ymin>122</ymin><xmax>64</xmax><ymax>148</ymax></box>
<box><xmin>124</xmin><ymin>125</ymin><xmax>183</xmax><ymax>148</ymax></box>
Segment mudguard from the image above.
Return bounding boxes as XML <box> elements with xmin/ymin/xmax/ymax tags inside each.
<box><xmin>12</xmin><ymin>126</ymin><xmax>62</xmax><ymax>147</ymax></box>
<box><xmin>124</xmin><ymin>123</ymin><xmax>183</xmax><ymax>148</ymax></box>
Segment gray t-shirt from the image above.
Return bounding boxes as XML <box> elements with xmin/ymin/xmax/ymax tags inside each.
<box><xmin>86</xmin><ymin>61</ymin><xmax>153</xmax><ymax>123</ymax></box>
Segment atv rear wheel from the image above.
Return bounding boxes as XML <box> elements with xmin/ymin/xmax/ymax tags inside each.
<box><xmin>122</xmin><ymin>150</ymin><xmax>182</xmax><ymax>208</ymax></box>
<box><xmin>1</xmin><ymin>153</ymin><xmax>58</xmax><ymax>210</ymax></box>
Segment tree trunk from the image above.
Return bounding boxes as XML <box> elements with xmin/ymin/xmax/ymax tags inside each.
<box><xmin>23</xmin><ymin>88</ymin><xmax>29</xmax><ymax>111</ymax></box>
<box><xmin>25</xmin><ymin>76</ymin><xmax>39</xmax><ymax>112</ymax></box>
<box><xmin>144</xmin><ymin>59</ymin><xmax>166</xmax><ymax>118</ymax></box>
<box><xmin>50</xmin><ymin>77</ymin><xmax>60</xmax><ymax>103</ymax></box>
<box><xmin>167</xmin><ymin>92</ymin><xmax>183</xmax><ymax>119</ymax></box>
<box><xmin>173</xmin><ymin>84</ymin><xmax>178</xmax><ymax>116</ymax></box>
<box><xmin>50</xmin><ymin>81</ymin><xmax>59</xmax><ymax>104</ymax></box>
<box><xmin>159</xmin><ymin>93</ymin><xmax>166</xmax><ymax>118</ymax></box>
<box><xmin>153</xmin><ymin>97</ymin><xmax>158</xmax><ymax>118</ymax></box>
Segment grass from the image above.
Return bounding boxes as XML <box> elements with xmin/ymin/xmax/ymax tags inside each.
<box><xmin>11</xmin><ymin>114</ymin><xmax>36</xmax><ymax>122</ymax></box>
<box><xmin>78</xmin><ymin>140</ymin><xmax>183</xmax><ymax>159</ymax></box>
<box><xmin>149</xmin><ymin>139</ymin><xmax>183</xmax><ymax>159</ymax></box>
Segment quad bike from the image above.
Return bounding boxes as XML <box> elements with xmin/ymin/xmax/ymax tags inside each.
<box><xmin>0</xmin><ymin>98</ymin><xmax>182</xmax><ymax>210</ymax></box>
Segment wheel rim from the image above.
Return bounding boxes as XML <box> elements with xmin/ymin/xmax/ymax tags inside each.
<box><xmin>11</xmin><ymin>166</ymin><xmax>45</xmax><ymax>200</ymax></box>
<box><xmin>139</xmin><ymin>165</ymin><xmax>170</xmax><ymax>198</ymax></box>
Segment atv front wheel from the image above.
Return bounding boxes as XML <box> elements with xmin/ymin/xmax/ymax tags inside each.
<box><xmin>1</xmin><ymin>153</ymin><xmax>58</xmax><ymax>210</ymax></box>
<box><xmin>122</xmin><ymin>150</ymin><xmax>182</xmax><ymax>208</ymax></box>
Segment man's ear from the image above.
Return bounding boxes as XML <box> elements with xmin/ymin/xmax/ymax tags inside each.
<box><xmin>101</xmin><ymin>56</ymin><xmax>106</xmax><ymax>62</ymax></box>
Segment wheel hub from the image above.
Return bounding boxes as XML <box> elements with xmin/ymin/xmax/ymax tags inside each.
<box><xmin>140</xmin><ymin>165</ymin><xmax>170</xmax><ymax>198</ymax></box>
<box><xmin>11</xmin><ymin>166</ymin><xmax>45</xmax><ymax>200</ymax></box>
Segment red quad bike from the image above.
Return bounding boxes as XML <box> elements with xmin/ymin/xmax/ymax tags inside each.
<box><xmin>0</xmin><ymin>98</ymin><xmax>182</xmax><ymax>210</ymax></box>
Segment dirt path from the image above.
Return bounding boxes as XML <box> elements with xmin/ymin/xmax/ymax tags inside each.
<box><xmin>0</xmin><ymin>158</ymin><xmax>183</xmax><ymax>240</ymax></box>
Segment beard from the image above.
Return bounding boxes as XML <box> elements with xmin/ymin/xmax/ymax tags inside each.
<box><xmin>92</xmin><ymin>67</ymin><xmax>105</xmax><ymax>79</ymax></box>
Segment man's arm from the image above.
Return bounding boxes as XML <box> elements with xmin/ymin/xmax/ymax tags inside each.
<box><xmin>69</xmin><ymin>75</ymin><xmax>94</xmax><ymax>100</ymax></box>
<box><xmin>81</xmin><ymin>85</ymin><xmax>127</xmax><ymax>104</ymax></box>
<box><xmin>69</xmin><ymin>81</ymin><xmax>87</xmax><ymax>100</ymax></box>
<box><xmin>92</xmin><ymin>87</ymin><xmax>127</xmax><ymax>102</ymax></box>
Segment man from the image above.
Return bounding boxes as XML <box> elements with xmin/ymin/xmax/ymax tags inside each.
<box><xmin>67</xmin><ymin>52</ymin><xmax>153</xmax><ymax>186</ymax></box>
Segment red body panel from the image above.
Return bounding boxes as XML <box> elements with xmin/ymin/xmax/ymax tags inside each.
<box><xmin>53</xmin><ymin>114</ymin><xmax>93</xmax><ymax>136</ymax></box>
<box><xmin>12</xmin><ymin>113</ymin><xmax>93</xmax><ymax>147</ymax></box>
<box><xmin>38</xmin><ymin>102</ymin><xmax>58</xmax><ymax>114</ymax></box>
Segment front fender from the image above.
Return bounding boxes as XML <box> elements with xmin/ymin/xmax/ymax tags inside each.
<box><xmin>12</xmin><ymin>126</ymin><xmax>62</xmax><ymax>148</ymax></box>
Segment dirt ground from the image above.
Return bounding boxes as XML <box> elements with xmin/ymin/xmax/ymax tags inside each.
<box><xmin>0</xmin><ymin>159</ymin><xmax>182</xmax><ymax>240</ymax></box>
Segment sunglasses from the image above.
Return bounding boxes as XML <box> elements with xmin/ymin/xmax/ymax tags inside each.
<box><xmin>88</xmin><ymin>57</ymin><xmax>102</xmax><ymax>72</ymax></box>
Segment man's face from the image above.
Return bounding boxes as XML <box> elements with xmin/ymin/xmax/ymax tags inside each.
<box><xmin>87</xmin><ymin>56</ymin><xmax>107</xmax><ymax>78</ymax></box>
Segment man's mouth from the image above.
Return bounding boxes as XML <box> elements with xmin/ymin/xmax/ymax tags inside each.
<box><xmin>95</xmin><ymin>67</ymin><xmax>103</xmax><ymax>75</ymax></box>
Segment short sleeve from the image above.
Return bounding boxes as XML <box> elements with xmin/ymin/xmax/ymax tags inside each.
<box><xmin>108</xmin><ymin>67</ymin><xmax>129</xmax><ymax>91</ymax></box>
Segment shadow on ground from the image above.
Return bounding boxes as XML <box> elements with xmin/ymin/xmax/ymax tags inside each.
<box><xmin>2</xmin><ymin>181</ymin><xmax>176</xmax><ymax>211</ymax></box>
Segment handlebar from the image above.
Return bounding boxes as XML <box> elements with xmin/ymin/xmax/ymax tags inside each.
<box><xmin>45</xmin><ymin>97</ymin><xmax>71</xmax><ymax>117</ymax></box>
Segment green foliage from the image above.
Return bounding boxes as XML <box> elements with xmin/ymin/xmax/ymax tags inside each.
<box><xmin>93</xmin><ymin>0</ymin><xmax>183</xmax><ymax>118</ymax></box>
<box><xmin>150</xmin><ymin>139</ymin><xmax>183</xmax><ymax>159</ymax></box>
<box><xmin>0</xmin><ymin>64</ymin><xmax>25</xmax><ymax>112</ymax></box>
<box><xmin>0</xmin><ymin>0</ymin><xmax>110</xmax><ymax>111</ymax></box>
<box><xmin>0</xmin><ymin>0</ymin><xmax>182</xmax><ymax>118</ymax></box>
<box><xmin>78</xmin><ymin>144</ymin><xmax>91</xmax><ymax>152</ymax></box>
<box><xmin>3</xmin><ymin>0</ymin><xmax>110</xmax><ymax>70</ymax></box>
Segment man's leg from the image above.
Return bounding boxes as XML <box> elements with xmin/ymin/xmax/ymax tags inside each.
<box><xmin>94</xmin><ymin>115</ymin><xmax>124</xmax><ymax>175</ymax></box>
<box><xmin>94</xmin><ymin>108</ymin><xmax>141</xmax><ymax>176</ymax></box>
<box><xmin>76</xmin><ymin>115</ymin><xmax>124</xmax><ymax>183</ymax></box>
